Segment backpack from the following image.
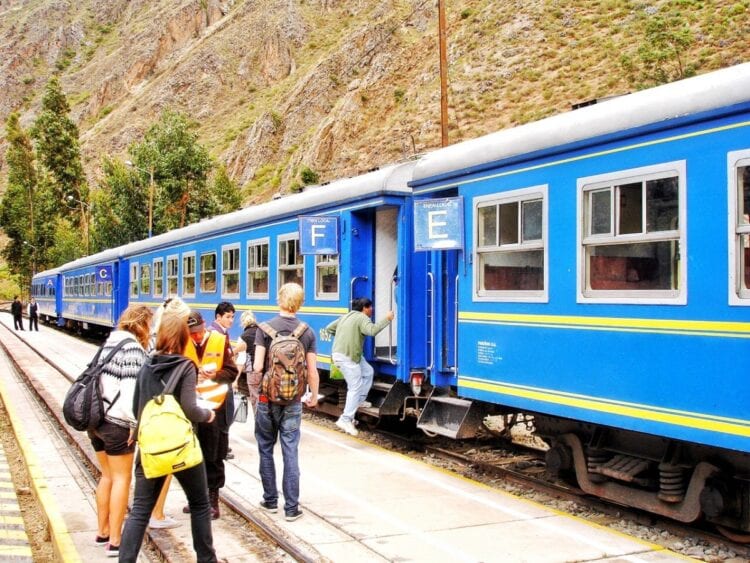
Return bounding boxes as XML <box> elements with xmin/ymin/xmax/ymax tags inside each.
<box><xmin>259</xmin><ymin>321</ymin><xmax>308</xmax><ymax>403</ymax></box>
<box><xmin>62</xmin><ymin>339</ymin><xmax>131</xmax><ymax>432</ymax></box>
<box><xmin>137</xmin><ymin>364</ymin><xmax>203</xmax><ymax>479</ymax></box>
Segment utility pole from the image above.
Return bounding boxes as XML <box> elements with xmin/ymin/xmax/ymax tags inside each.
<box><xmin>438</xmin><ymin>0</ymin><xmax>449</xmax><ymax>147</ymax></box>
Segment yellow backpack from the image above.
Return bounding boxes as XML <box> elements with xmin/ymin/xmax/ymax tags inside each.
<box><xmin>137</xmin><ymin>367</ymin><xmax>203</xmax><ymax>479</ymax></box>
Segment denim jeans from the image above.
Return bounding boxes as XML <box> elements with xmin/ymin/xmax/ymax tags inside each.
<box><xmin>119</xmin><ymin>456</ymin><xmax>217</xmax><ymax>562</ymax></box>
<box><xmin>333</xmin><ymin>353</ymin><xmax>374</xmax><ymax>423</ymax></box>
<box><xmin>254</xmin><ymin>401</ymin><xmax>302</xmax><ymax>515</ymax></box>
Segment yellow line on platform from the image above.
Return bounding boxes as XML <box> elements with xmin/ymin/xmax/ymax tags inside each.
<box><xmin>0</xmin><ymin>370</ymin><xmax>81</xmax><ymax>562</ymax></box>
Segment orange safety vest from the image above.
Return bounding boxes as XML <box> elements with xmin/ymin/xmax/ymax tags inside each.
<box><xmin>184</xmin><ymin>331</ymin><xmax>226</xmax><ymax>370</ymax></box>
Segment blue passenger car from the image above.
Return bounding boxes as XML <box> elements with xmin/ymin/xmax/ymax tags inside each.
<box><xmin>121</xmin><ymin>162</ymin><xmax>421</xmax><ymax>413</ymax></box>
<box><xmin>57</xmin><ymin>248</ymin><xmax>125</xmax><ymax>333</ymax></box>
<box><xmin>409</xmin><ymin>63</ymin><xmax>750</xmax><ymax>532</ymax></box>
<box><xmin>30</xmin><ymin>267</ymin><xmax>61</xmax><ymax>325</ymax></box>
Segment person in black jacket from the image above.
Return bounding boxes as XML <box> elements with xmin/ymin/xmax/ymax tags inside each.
<box><xmin>27</xmin><ymin>297</ymin><xmax>39</xmax><ymax>331</ymax></box>
<box><xmin>11</xmin><ymin>295</ymin><xmax>23</xmax><ymax>331</ymax></box>
<box><xmin>118</xmin><ymin>314</ymin><xmax>217</xmax><ymax>563</ymax></box>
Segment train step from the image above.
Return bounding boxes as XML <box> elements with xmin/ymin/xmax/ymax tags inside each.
<box><xmin>417</xmin><ymin>392</ymin><xmax>491</xmax><ymax>439</ymax></box>
<box><xmin>366</xmin><ymin>379</ymin><xmax>410</xmax><ymax>417</ymax></box>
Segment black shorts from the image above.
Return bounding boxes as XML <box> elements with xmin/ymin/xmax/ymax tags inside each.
<box><xmin>88</xmin><ymin>421</ymin><xmax>134</xmax><ymax>456</ymax></box>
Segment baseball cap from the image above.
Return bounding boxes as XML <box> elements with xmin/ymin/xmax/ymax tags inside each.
<box><xmin>187</xmin><ymin>310</ymin><xmax>205</xmax><ymax>333</ymax></box>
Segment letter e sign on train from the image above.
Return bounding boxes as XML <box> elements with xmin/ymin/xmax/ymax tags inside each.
<box><xmin>414</xmin><ymin>197</ymin><xmax>464</xmax><ymax>251</ymax></box>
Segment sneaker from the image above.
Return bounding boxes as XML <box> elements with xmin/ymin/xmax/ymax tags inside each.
<box><xmin>359</xmin><ymin>401</ymin><xmax>372</xmax><ymax>408</ymax></box>
<box><xmin>105</xmin><ymin>543</ymin><xmax>119</xmax><ymax>558</ymax></box>
<box><xmin>335</xmin><ymin>418</ymin><xmax>359</xmax><ymax>436</ymax></box>
<box><xmin>94</xmin><ymin>535</ymin><xmax>109</xmax><ymax>546</ymax></box>
<box><xmin>259</xmin><ymin>501</ymin><xmax>278</xmax><ymax>513</ymax></box>
<box><xmin>285</xmin><ymin>508</ymin><xmax>303</xmax><ymax>522</ymax></box>
<box><xmin>149</xmin><ymin>515</ymin><xmax>180</xmax><ymax>529</ymax></box>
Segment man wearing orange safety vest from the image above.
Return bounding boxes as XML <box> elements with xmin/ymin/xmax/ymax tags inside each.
<box><xmin>183</xmin><ymin>310</ymin><xmax>238</xmax><ymax>519</ymax></box>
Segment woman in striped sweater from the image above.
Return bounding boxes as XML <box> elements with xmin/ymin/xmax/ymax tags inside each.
<box><xmin>88</xmin><ymin>304</ymin><xmax>153</xmax><ymax>557</ymax></box>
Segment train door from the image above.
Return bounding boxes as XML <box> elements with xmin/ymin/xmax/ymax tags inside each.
<box><xmin>373</xmin><ymin>208</ymin><xmax>398</xmax><ymax>364</ymax></box>
<box><xmin>349</xmin><ymin>206</ymin><xmax>399</xmax><ymax>366</ymax></box>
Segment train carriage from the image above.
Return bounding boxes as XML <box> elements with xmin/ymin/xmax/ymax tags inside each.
<box><xmin>29</xmin><ymin>267</ymin><xmax>61</xmax><ymax>325</ymax></box>
<box><xmin>409</xmin><ymin>63</ymin><xmax>750</xmax><ymax>532</ymax></box>
<box><xmin>56</xmin><ymin>249</ymin><xmax>126</xmax><ymax>333</ymax></box>
<box><xmin>121</xmin><ymin>162</ymin><xmax>423</xmax><ymax>403</ymax></box>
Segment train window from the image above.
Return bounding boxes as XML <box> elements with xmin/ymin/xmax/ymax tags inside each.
<box><xmin>153</xmin><ymin>259</ymin><xmax>164</xmax><ymax>298</ymax></box>
<box><xmin>474</xmin><ymin>185</ymin><xmax>548</xmax><ymax>302</ymax></box>
<box><xmin>729</xmin><ymin>150</ymin><xmax>750</xmax><ymax>304</ymax></box>
<box><xmin>90</xmin><ymin>273</ymin><xmax>96</xmax><ymax>296</ymax></box>
<box><xmin>105</xmin><ymin>281</ymin><xmax>112</xmax><ymax>296</ymax></box>
<box><xmin>278</xmin><ymin>235</ymin><xmax>303</xmax><ymax>289</ymax></box>
<box><xmin>200</xmin><ymin>252</ymin><xmax>217</xmax><ymax>293</ymax></box>
<box><xmin>247</xmin><ymin>239</ymin><xmax>269</xmax><ymax>299</ymax></box>
<box><xmin>183</xmin><ymin>253</ymin><xmax>196</xmax><ymax>297</ymax></box>
<box><xmin>315</xmin><ymin>254</ymin><xmax>339</xmax><ymax>300</ymax></box>
<box><xmin>222</xmin><ymin>245</ymin><xmax>240</xmax><ymax>297</ymax></box>
<box><xmin>167</xmin><ymin>256</ymin><xmax>178</xmax><ymax>297</ymax></box>
<box><xmin>140</xmin><ymin>263</ymin><xmax>151</xmax><ymax>296</ymax></box>
<box><xmin>130</xmin><ymin>263</ymin><xmax>139</xmax><ymax>297</ymax></box>
<box><xmin>578</xmin><ymin>161</ymin><xmax>685</xmax><ymax>303</ymax></box>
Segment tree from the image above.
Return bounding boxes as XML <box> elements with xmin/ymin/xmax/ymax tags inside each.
<box><xmin>91</xmin><ymin>157</ymin><xmax>149</xmax><ymax>251</ymax></box>
<box><xmin>31</xmin><ymin>76</ymin><xmax>90</xmax><ymax>255</ymax></box>
<box><xmin>0</xmin><ymin>113</ymin><xmax>38</xmax><ymax>286</ymax></box>
<box><xmin>128</xmin><ymin>110</ymin><xmax>213</xmax><ymax>236</ymax></box>
<box><xmin>211</xmin><ymin>164</ymin><xmax>243</xmax><ymax>214</ymax></box>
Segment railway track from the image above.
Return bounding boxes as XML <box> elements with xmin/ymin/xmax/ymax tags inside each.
<box><xmin>1</xmin><ymin>324</ymin><xmax>307</xmax><ymax>563</ymax></box>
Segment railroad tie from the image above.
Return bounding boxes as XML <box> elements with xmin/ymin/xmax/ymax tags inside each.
<box><xmin>0</xmin><ymin>444</ymin><xmax>33</xmax><ymax>561</ymax></box>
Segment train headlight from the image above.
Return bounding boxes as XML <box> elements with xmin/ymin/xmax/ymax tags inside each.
<box><xmin>410</xmin><ymin>371</ymin><xmax>425</xmax><ymax>396</ymax></box>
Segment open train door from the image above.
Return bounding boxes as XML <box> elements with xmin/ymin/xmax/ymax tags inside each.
<box><xmin>348</xmin><ymin>204</ymin><xmax>410</xmax><ymax>419</ymax></box>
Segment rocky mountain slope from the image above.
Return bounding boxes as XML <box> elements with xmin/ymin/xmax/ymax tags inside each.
<box><xmin>0</xmin><ymin>0</ymin><xmax>748</xmax><ymax>202</ymax></box>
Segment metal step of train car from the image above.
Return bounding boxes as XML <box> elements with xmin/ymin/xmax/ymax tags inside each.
<box><xmin>417</xmin><ymin>388</ymin><xmax>492</xmax><ymax>439</ymax></box>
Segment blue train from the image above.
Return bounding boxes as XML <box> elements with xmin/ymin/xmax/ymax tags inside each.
<box><xmin>33</xmin><ymin>62</ymin><xmax>750</xmax><ymax>535</ymax></box>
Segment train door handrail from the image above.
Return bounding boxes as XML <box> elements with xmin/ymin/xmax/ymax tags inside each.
<box><xmin>427</xmin><ymin>272</ymin><xmax>434</xmax><ymax>372</ymax></box>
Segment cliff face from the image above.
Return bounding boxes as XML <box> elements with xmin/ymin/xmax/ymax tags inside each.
<box><xmin>0</xmin><ymin>0</ymin><xmax>748</xmax><ymax>201</ymax></box>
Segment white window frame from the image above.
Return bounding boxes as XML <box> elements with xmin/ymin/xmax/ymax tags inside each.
<box><xmin>153</xmin><ymin>258</ymin><xmax>164</xmax><ymax>298</ymax></box>
<box><xmin>728</xmin><ymin>149</ymin><xmax>750</xmax><ymax>305</ymax></box>
<box><xmin>315</xmin><ymin>253</ymin><xmax>340</xmax><ymax>300</ymax></box>
<box><xmin>472</xmin><ymin>185</ymin><xmax>548</xmax><ymax>303</ymax></box>
<box><xmin>222</xmin><ymin>243</ymin><xmax>241</xmax><ymax>298</ymax></box>
<box><xmin>130</xmin><ymin>263</ymin><xmax>139</xmax><ymax>297</ymax></box>
<box><xmin>278</xmin><ymin>234</ymin><xmax>304</xmax><ymax>290</ymax></box>
<box><xmin>182</xmin><ymin>252</ymin><xmax>196</xmax><ymax>297</ymax></box>
<box><xmin>200</xmin><ymin>251</ymin><xmax>217</xmax><ymax>294</ymax></box>
<box><xmin>577</xmin><ymin>161</ymin><xmax>687</xmax><ymax>304</ymax></box>
<box><xmin>140</xmin><ymin>262</ymin><xmax>151</xmax><ymax>296</ymax></box>
<box><xmin>167</xmin><ymin>255</ymin><xmax>179</xmax><ymax>297</ymax></box>
<box><xmin>246</xmin><ymin>238</ymin><xmax>270</xmax><ymax>299</ymax></box>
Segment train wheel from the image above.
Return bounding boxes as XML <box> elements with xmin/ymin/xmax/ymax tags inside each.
<box><xmin>716</xmin><ymin>525</ymin><xmax>750</xmax><ymax>543</ymax></box>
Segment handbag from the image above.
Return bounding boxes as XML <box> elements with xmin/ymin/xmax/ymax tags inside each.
<box><xmin>233</xmin><ymin>392</ymin><xmax>249</xmax><ymax>423</ymax></box>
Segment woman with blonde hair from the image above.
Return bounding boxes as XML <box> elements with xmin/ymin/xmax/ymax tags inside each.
<box><xmin>119</xmin><ymin>314</ymin><xmax>217</xmax><ymax>562</ymax></box>
<box><xmin>88</xmin><ymin>304</ymin><xmax>153</xmax><ymax>557</ymax></box>
<box><xmin>147</xmin><ymin>296</ymin><xmax>191</xmax><ymax>530</ymax></box>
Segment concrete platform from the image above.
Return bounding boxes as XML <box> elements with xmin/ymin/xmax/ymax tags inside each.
<box><xmin>0</xmin><ymin>313</ymin><xmax>695</xmax><ymax>562</ymax></box>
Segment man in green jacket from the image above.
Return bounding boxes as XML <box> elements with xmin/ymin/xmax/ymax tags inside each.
<box><xmin>325</xmin><ymin>297</ymin><xmax>394</xmax><ymax>436</ymax></box>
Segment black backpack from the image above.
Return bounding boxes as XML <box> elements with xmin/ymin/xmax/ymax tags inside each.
<box><xmin>62</xmin><ymin>339</ymin><xmax>131</xmax><ymax>431</ymax></box>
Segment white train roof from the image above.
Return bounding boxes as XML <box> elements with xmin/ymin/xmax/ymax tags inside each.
<box><xmin>58</xmin><ymin>160</ymin><xmax>416</xmax><ymax>272</ymax></box>
<box><xmin>412</xmin><ymin>62</ymin><xmax>750</xmax><ymax>186</ymax></box>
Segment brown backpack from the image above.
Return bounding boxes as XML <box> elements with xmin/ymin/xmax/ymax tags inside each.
<box><xmin>259</xmin><ymin>321</ymin><xmax>308</xmax><ymax>402</ymax></box>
